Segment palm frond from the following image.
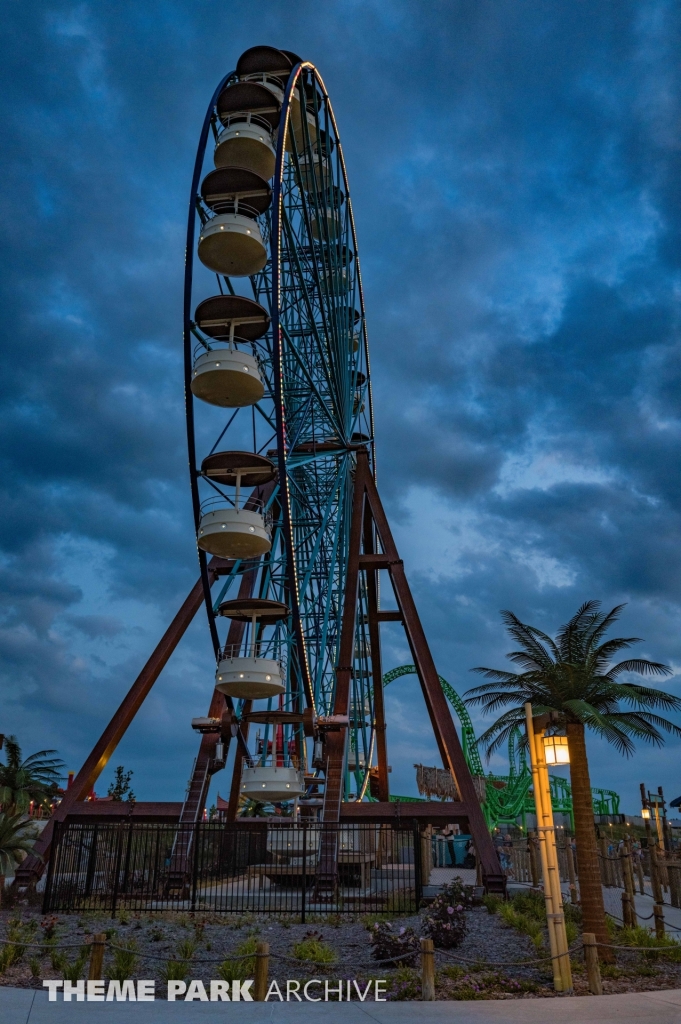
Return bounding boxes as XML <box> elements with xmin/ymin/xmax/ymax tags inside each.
<box><xmin>584</xmin><ymin>604</ymin><xmax>627</xmax><ymax>654</ymax></box>
<box><xmin>607</xmin><ymin>659</ymin><xmax>672</xmax><ymax>678</ymax></box>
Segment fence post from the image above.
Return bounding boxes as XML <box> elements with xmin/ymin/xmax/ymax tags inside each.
<box><xmin>420</xmin><ymin>937</ymin><xmax>435</xmax><ymax>1000</ymax></box>
<box><xmin>654</xmin><ymin>903</ymin><xmax>665</xmax><ymax>939</ymax></box>
<box><xmin>88</xmin><ymin>933</ymin><xmax>106</xmax><ymax>980</ymax></box>
<box><xmin>110</xmin><ymin>824</ymin><xmax>125</xmax><ymax>919</ymax></box>
<box><xmin>42</xmin><ymin>819</ymin><xmax>59</xmax><ymax>914</ymax></box>
<box><xmin>190</xmin><ymin>822</ymin><xmax>200</xmax><ymax>913</ymax></box>
<box><xmin>565</xmin><ymin>840</ymin><xmax>578</xmax><ymax>904</ymax></box>
<box><xmin>667</xmin><ymin>862</ymin><xmax>681</xmax><ymax>909</ymax></box>
<box><xmin>635</xmin><ymin>851</ymin><xmax>645</xmax><ymax>895</ymax></box>
<box><xmin>622</xmin><ymin>840</ymin><xmax>637</xmax><ymax>926</ymax></box>
<box><xmin>583</xmin><ymin>933</ymin><xmax>602</xmax><ymax>995</ymax></box>
<box><xmin>649</xmin><ymin>842</ymin><xmax>664</xmax><ymax>904</ymax></box>
<box><xmin>621</xmin><ymin>891</ymin><xmax>631</xmax><ymax>928</ymax></box>
<box><xmin>254</xmin><ymin>941</ymin><xmax>269</xmax><ymax>1001</ymax></box>
<box><xmin>528</xmin><ymin>833</ymin><xmax>540</xmax><ymax>888</ymax></box>
<box><xmin>301</xmin><ymin>823</ymin><xmax>307</xmax><ymax>925</ymax></box>
<box><xmin>414</xmin><ymin>822</ymin><xmax>423</xmax><ymax>909</ymax></box>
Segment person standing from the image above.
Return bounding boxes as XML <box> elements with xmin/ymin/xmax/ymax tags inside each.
<box><xmin>442</xmin><ymin>823</ymin><xmax>457</xmax><ymax>866</ymax></box>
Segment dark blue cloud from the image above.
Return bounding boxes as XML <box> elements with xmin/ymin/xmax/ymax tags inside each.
<box><xmin>1</xmin><ymin>0</ymin><xmax>680</xmax><ymax>812</ymax></box>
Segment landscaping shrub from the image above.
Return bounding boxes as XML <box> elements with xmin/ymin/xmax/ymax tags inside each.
<box><xmin>369</xmin><ymin>921</ymin><xmax>419</xmax><ymax>966</ymax></box>
<box><xmin>62</xmin><ymin>946</ymin><xmax>90</xmax><ymax>983</ymax></box>
<box><xmin>109</xmin><ymin>939</ymin><xmax>139</xmax><ymax>982</ymax></box>
<box><xmin>421</xmin><ymin>878</ymin><xmax>472</xmax><ymax>949</ymax></box>
<box><xmin>293</xmin><ymin>930</ymin><xmax>336</xmax><ymax>964</ymax></box>
<box><xmin>217</xmin><ymin>935</ymin><xmax>257</xmax><ymax>983</ymax></box>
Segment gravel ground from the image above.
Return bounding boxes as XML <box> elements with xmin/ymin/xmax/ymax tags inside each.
<box><xmin>1</xmin><ymin>905</ymin><xmax>679</xmax><ymax>1000</ymax></box>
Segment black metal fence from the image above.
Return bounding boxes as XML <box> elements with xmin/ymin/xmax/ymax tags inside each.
<box><xmin>43</xmin><ymin>820</ymin><xmax>422</xmax><ymax>917</ymax></box>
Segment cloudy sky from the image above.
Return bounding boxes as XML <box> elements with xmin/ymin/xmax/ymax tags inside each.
<box><xmin>1</xmin><ymin>1</ymin><xmax>680</xmax><ymax>815</ymax></box>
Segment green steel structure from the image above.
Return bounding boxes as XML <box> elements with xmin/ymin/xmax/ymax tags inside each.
<box><xmin>382</xmin><ymin>666</ymin><xmax>620</xmax><ymax>831</ymax></box>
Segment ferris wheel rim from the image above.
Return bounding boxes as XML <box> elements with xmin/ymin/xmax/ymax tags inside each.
<box><xmin>183</xmin><ymin>69</ymin><xmax>235</xmax><ymax>659</ymax></box>
<box><xmin>270</xmin><ymin>61</ymin><xmax>375</xmax><ymax>716</ymax></box>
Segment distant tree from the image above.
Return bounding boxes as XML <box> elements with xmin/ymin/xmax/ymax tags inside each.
<box><xmin>107</xmin><ymin>767</ymin><xmax>135</xmax><ymax>803</ymax></box>
<box><xmin>0</xmin><ymin>812</ymin><xmax>39</xmax><ymax>905</ymax></box>
<box><xmin>0</xmin><ymin>736</ymin><xmax>64</xmax><ymax>815</ymax></box>
<box><xmin>465</xmin><ymin>601</ymin><xmax>681</xmax><ymax>958</ymax></box>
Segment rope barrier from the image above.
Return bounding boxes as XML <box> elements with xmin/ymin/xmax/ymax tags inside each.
<box><xmin>595</xmin><ymin>940</ymin><xmax>681</xmax><ymax>953</ymax></box>
<box><xmin>433</xmin><ymin>941</ymin><xmax>583</xmax><ymax>967</ymax></box>
<box><xmin>0</xmin><ymin>938</ymin><xmax>90</xmax><ymax>950</ymax></box>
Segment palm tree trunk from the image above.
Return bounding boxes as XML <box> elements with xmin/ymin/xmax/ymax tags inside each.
<box><xmin>566</xmin><ymin>722</ymin><xmax>613</xmax><ymax>961</ymax></box>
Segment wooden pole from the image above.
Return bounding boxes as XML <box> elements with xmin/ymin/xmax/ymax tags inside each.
<box><xmin>635</xmin><ymin>849</ymin><xmax>645</xmax><ymax>895</ymax></box>
<box><xmin>583</xmin><ymin>933</ymin><xmax>602</xmax><ymax>995</ymax></box>
<box><xmin>254</xmin><ymin>942</ymin><xmax>269</xmax><ymax>1001</ymax></box>
<box><xmin>528</xmin><ymin>832</ymin><xmax>540</xmax><ymax>888</ymax></box>
<box><xmin>565</xmin><ymin>839</ymin><xmax>578</xmax><ymax>904</ymax></box>
<box><xmin>622</xmin><ymin>839</ymin><xmax>637</xmax><ymax>926</ymax></box>
<box><xmin>88</xmin><ymin>933</ymin><xmax>106</xmax><ymax>981</ymax></box>
<box><xmin>420</xmin><ymin>937</ymin><xmax>435</xmax><ymax>1000</ymax></box>
<box><xmin>649</xmin><ymin>842</ymin><xmax>664</xmax><ymax>904</ymax></box>
<box><xmin>653</xmin><ymin>903</ymin><xmax>665</xmax><ymax>939</ymax></box>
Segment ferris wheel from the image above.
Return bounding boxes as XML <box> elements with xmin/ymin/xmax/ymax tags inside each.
<box><xmin>18</xmin><ymin>44</ymin><xmax>502</xmax><ymax>895</ymax></box>
<box><xmin>184</xmin><ymin>45</ymin><xmax>376</xmax><ymax>810</ymax></box>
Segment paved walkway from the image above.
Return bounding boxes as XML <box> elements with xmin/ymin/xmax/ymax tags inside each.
<box><xmin>1</xmin><ymin>987</ymin><xmax>681</xmax><ymax>1023</ymax></box>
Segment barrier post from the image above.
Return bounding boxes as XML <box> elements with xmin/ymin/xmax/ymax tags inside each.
<box><xmin>420</xmin><ymin>938</ymin><xmax>435</xmax><ymax>1000</ymax></box>
<box><xmin>583</xmin><ymin>933</ymin><xmax>602</xmax><ymax>995</ymax></box>
<box><xmin>653</xmin><ymin>903</ymin><xmax>665</xmax><ymax>939</ymax></box>
<box><xmin>254</xmin><ymin>941</ymin><xmax>269</xmax><ymax>1001</ymax></box>
<box><xmin>565</xmin><ymin>840</ymin><xmax>578</xmax><ymax>904</ymax></box>
<box><xmin>88</xmin><ymin>933</ymin><xmax>106</xmax><ymax>981</ymax></box>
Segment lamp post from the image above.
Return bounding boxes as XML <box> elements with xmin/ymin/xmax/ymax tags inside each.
<box><xmin>641</xmin><ymin>783</ymin><xmax>664</xmax><ymax>906</ymax></box>
<box><xmin>524</xmin><ymin>703</ymin><xmax>573</xmax><ymax>994</ymax></box>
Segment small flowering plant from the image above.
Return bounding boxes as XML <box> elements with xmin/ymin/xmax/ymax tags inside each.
<box><xmin>421</xmin><ymin>877</ymin><xmax>472</xmax><ymax>949</ymax></box>
<box><xmin>369</xmin><ymin>921</ymin><xmax>419</xmax><ymax>966</ymax></box>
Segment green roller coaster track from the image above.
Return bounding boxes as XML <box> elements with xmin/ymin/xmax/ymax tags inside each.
<box><xmin>382</xmin><ymin>666</ymin><xmax>620</xmax><ymax>832</ymax></box>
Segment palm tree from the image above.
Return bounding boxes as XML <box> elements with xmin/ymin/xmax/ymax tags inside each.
<box><xmin>0</xmin><ymin>812</ymin><xmax>39</xmax><ymax>905</ymax></box>
<box><xmin>465</xmin><ymin>601</ymin><xmax>681</xmax><ymax>956</ymax></box>
<box><xmin>0</xmin><ymin>736</ymin><xmax>64</xmax><ymax>815</ymax></box>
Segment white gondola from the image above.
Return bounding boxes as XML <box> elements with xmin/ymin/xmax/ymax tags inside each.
<box><xmin>215</xmin><ymin>597</ymin><xmax>288</xmax><ymax>700</ymax></box>
<box><xmin>191</xmin><ymin>346</ymin><xmax>263</xmax><ymax>408</ymax></box>
<box><xmin>311</xmin><ymin>207</ymin><xmax>342</xmax><ymax>241</ymax></box>
<box><xmin>296</xmin><ymin>150</ymin><xmax>330</xmax><ymax>192</ymax></box>
<box><xmin>198</xmin><ymin>502</ymin><xmax>271</xmax><ymax>558</ymax></box>
<box><xmin>192</xmin><ymin>293</ymin><xmax>269</xmax><ymax>408</ymax></box>
<box><xmin>197</xmin><ymin>167</ymin><xmax>271</xmax><ymax>277</ymax></box>
<box><xmin>197</xmin><ymin>452</ymin><xmax>275</xmax><ymax>559</ymax></box>
<box><xmin>239</xmin><ymin>708</ymin><xmax>305</xmax><ymax>801</ymax></box>
<box><xmin>241</xmin><ymin>764</ymin><xmax>305</xmax><ymax>801</ymax></box>
<box><xmin>215</xmin><ymin>119</ymin><xmax>276</xmax><ymax>180</ymax></box>
<box><xmin>216</xmin><ymin>654</ymin><xmax>284</xmax><ymax>699</ymax></box>
<box><xmin>235</xmin><ymin>45</ymin><xmax>318</xmax><ymax>151</ymax></box>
